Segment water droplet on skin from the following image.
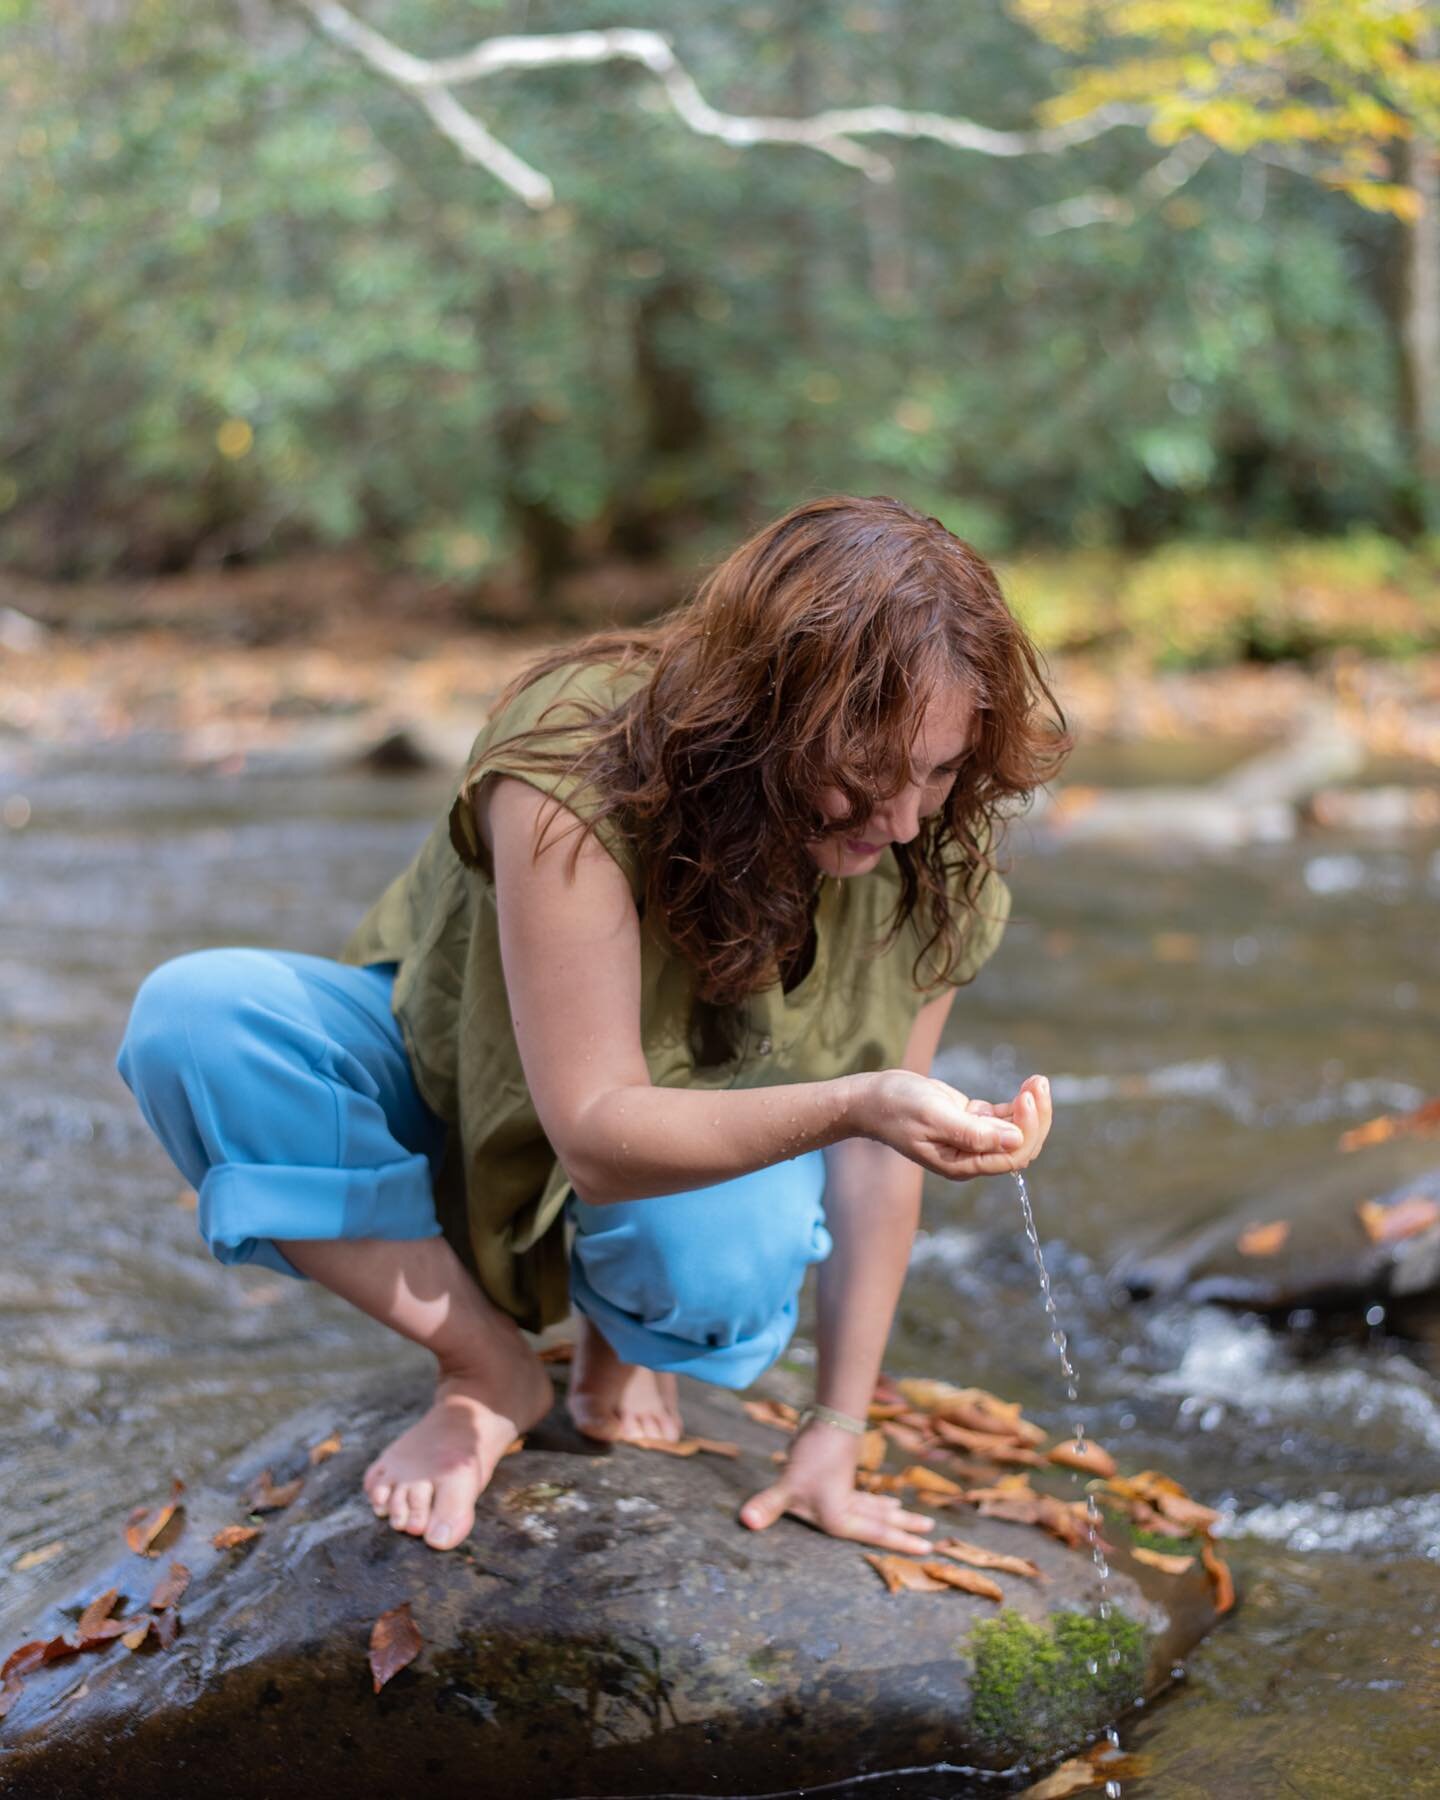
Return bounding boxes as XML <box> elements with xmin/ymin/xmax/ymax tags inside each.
<box><xmin>1105</xmin><ymin>1783</ymin><xmax>1122</xmax><ymax>1798</ymax></box>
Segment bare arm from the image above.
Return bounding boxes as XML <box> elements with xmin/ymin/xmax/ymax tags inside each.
<box><xmin>485</xmin><ymin>777</ymin><xmax>1023</xmax><ymax>1204</ymax></box>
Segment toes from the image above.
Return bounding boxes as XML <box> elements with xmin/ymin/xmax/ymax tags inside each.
<box><xmin>369</xmin><ymin>1482</ymin><xmax>393</xmax><ymax>1516</ymax></box>
<box><xmin>401</xmin><ymin>1480</ymin><xmax>435</xmax><ymax>1535</ymax></box>
<box><xmin>424</xmin><ymin>1473</ymin><xmax>478</xmax><ymax>1551</ymax></box>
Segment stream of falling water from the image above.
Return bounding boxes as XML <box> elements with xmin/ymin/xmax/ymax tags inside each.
<box><xmin>1014</xmin><ymin>1170</ymin><xmax>1123</xmax><ymax>1799</ymax></box>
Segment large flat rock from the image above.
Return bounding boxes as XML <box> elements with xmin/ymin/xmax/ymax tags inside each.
<box><xmin>0</xmin><ymin>1374</ymin><xmax>1222</xmax><ymax>1798</ymax></box>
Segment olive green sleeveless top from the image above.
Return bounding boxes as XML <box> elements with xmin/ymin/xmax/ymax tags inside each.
<box><xmin>339</xmin><ymin>659</ymin><xmax>1010</xmax><ymax>1332</ymax></box>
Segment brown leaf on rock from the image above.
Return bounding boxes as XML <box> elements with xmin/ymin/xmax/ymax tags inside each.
<box><xmin>857</xmin><ymin>1429</ymin><xmax>888</xmax><ymax>1472</ymax></box>
<box><xmin>872</xmin><ymin>1373</ymin><xmax>905</xmax><ymax>1407</ymax></box>
<box><xmin>307</xmin><ymin>1432</ymin><xmax>343</xmax><ymax>1465</ymax></box>
<box><xmin>855</xmin><ymin>1470</ymin><xmax>912</xmax><ymax>1495</ymax></box>
<box><xmin>1237</xmin><ymin>1220</ymin><xmax>1291</xmax><ymax>1256</ymax></box>
<box><xmin>919</xmin><ymin>1560</ymin><xmax>1004</xmax><ymax>1602</ymax></box>
<box><xmin>149</xmin><ymin>1563</ymin><xmax>190</xmax><ymax>1612</ymax></box>
<box><xmin>1132</xmin><ymin>1545</ymin><xmax>1196</xmax><ymax>1575</ymax></box>
<box><xmin>14</xmin><ymin>1540</ymin><xmax>66</xmax><ymax>1573</ymax></box>
<box><xmin>1019</xmin><ymin>1747</ymin><xmax>1150</xmax><ymax>1798</ymax></box>
<box><xmin>1339</xmin><ymin>1097</ymin><xmax>1440</xmax><ymax>1153</ymax></box>
<box><xmin>1357</xmin><ymin>1194</ymin><xmax>1440</xmax><ymax>1244</ymax></box>
<box><xmin>933</xmin><ymin>1420</ymin><xmax>1043</xmax><ymax>1465</ymax></box>
<box><xmin>120</xmin><ymin>1618</ymin><xmax>153</xmax><ymax>1651</ymax></box>
<box><xmin>0</xmin><ymin>1677</ymin><xmax>24</xmax><ymax>1718</ymax></box>
<box><xmin>895</xmin><ymin>1381</ymin><xmax>1046</xmax><ymax>1444</ymax></box>
<box><xmin>243</xmin><ymin>1469</ymin><xmax>304</xmax><ymax>1513</ymax></box>
<box><xmin>1200</xmin><ymin>1537</ymin><xmax>1235</xmax><ymax>1614</ymax></box>
<box><xmin>628</xmin><ymin>1436</ymin><xmax>698</xmax><ymax>1456</ymax></box>
<box><xmin>863</xmin><ymin>1553</ymin><xmax>949</xmax><ymax>1594</ymax></box>
<box><xmin>75</xmin><ymin>1590</ymin><xmax>121</xmax><ymax>1639</ymax></box>
<box><xmin>369</xmin><ymin>1601</ymin><xmax>422</xmax><ymax>1692</ymax></box>
<box><xmin>975</xmin><ymin>1494</ymin><xmax>1104</xmax><ymax>1552</ymax></box>
<box><xmin>932</xmin><ymin>1537</ymin><xmax>1044</xmax><ymax>1581</ymax></box>
<box><xmin>741</xmin><ymin>1398</ymin><xmax>799</xmax><ymax>1433</ymax></box>
<box><xmin>866</xmin><ymin>1402</ymin><xmax>908</xmax><ymax>1422</ymax></box>
<box><xmin>1104</xmin><ymin>1471</ymin><xmax>1220</xmax><ymax>1534</ymax></box>
<box><xmin>124</xmin><ymin>1478</ymin><xmax>185</xmax><ymax>1555</ymax></box>
<box><xmin>152</xmin><ymin>1608</ymin><xmax>181</xmax><ymax>1650</ymax></box>
<box><xmin>897</xmin><ymin>1465</ymin><xmax>967</xmax><ymax>1500</ymax></box>
<box><xmin>212</xmin><ymin>1524</ymin><xmax>262</xmax><ymax>1550</ymax></box>
<box><xmin>2</xmin><ymin>1642</ymin><xmax>50</xmax><ymax>1682</ymax></box>
<box><xmin>881</xmin><ymin>1421</ymin><xmax>938</xmax><ymax>1456</ymax></box>
<box><xmin>1046</xmin><ymin>1438</ymin><xmax>1117</xmax><ymax>1478</ymax></box>
<box><xmin>502</xmin><ymin>1436</ymin><xmax>525</xmax><ymax>1457</ymax></box>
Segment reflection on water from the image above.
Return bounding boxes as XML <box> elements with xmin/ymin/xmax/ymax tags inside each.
<box><xmin>2</xmin><ymin>764</ymin><xmax>1437</xmax><ymax>1796</ymax></box>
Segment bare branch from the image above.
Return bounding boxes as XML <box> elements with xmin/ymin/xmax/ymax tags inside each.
<box><xmin>1027</xmin><ymin>139</ymin><xmax>1216</xmax><ymax>236</ymax></box>
<box><xmin>296</xmin><ymin>3</ymin><xmax>1149</xmax><ymax>206</ymax></box>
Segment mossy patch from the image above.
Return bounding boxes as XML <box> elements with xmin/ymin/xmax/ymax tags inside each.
<box><xmin>965</xmin><ymin>1608</ymin><xmax>1146</xmax><ymax>1766</ymax></box>
<box><xmin>1130</xmin><ymin>1526</ymin><xmax>1199</xmax><ymax>1558</ymax></box>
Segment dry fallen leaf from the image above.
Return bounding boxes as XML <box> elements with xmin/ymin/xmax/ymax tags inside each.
<box><xmin>1237</xmin><ymin>1220</ymin><xmax>1291</xmax><ymax>1257</ymax></box>
<box><xmin>120</xmin><ymin>1618</ymin><xmax>153</xmax><ymax>1651</ymax></box>
<box><xmin>152</xmin><ymin>1609</ymin><xmax>181</xmax><ymax>1650</ymax></box>
<box><xmin>369</xmin><ymin>1602</ymin><xmax>423</xmax><ymax>1693</ymax></box>
<box><xmin>1357</xmin><ymin>1194</ymin><xmax>1440</xmax><ymax>1245</ymax></box>
<box><xmin>502</xmin><ymin>1437</ymin><xmax>525</xmax><ymax>1457</ymax></box>
<box><xmin>857</xmin><ymin>1428</ymin><xmax>888</xmax><ymax>1472</ymax></box>
<box><xmin>1046</xmin><ymin>1438</ymin><xmax>1117</xmax><ymax>1478</ymax></box>
<box><xmin>2</xmin><ymin>1642</ymin><xmax>51</xmax><ymax>1682</ymax></box>
<box><xmin>880</xmin><ymin>1421</ymin><xmax>937</xmax><ymax>1456</ymax></box>
<box><xmin>855</xmin><ymin>1470</ymin><xmax>913</xmax><ymax>1495</ymax></box>
<box><xmin>628</xmin><ymin>1435</ymin><xmax>739</xmax><ymax>1458</ymax></box>
<box><xmin>934</xmin><ymin>1420</ymin><xmax>1044</xmax><ymax>1465</ymax></box>
<box><xmin>1200</xmin><ymin>1537</ymin><xmax>1236</xmax><ymax>1614</ymax></box>
<box><xmin>536</xmin><ymin>1341</ymin><xmax>574</xmax><ymax>1364</ymax></box>
<box><xmin>897</xmin><ymin>1465</ymin><xmax>968</xmax><ymax>1500</ymax></box>
<box><xmin>124</xmin><ymin>1478</ymin><xmax>185</xmax><ymax>1556</ymax></box>
<box><xmin>14</xmin><ymin>1540</ymin><xmax>66</xmax><ymax>1573</ymax></box>
<box><xmin>1338</xmin><ymin>1097</ymin><xmax>1440</xmax><ymax>1153</ymax></box>
<box><xmin>1105</xmin><ymin>1471</ymin><xmax>1220</xmax><ymax>1534</ymax></box>
<box><xmin>919</xmin><ymin>1560</ymin><xmax>1004</xmax><ymax>1602</ymax></box>
<box><xmin>1132</xmin><ymin>1545</ymin><xmax>1196</xmax><ymax>1576</ymax></box>
<box><xmin>75</xmin><ymin>1590</ymin><xmax>122</xmax><ymax>1641</ymax></box>
<box><xmin>740</xmin><ymin>1398</ymin><xmax>799</xmax><ymax>1433</ymax></box>
<box><xmin>932</xmin><ymin>1537</ymin><xmax>1044</xmax><ymax>1581</ymax></box>
<box><xmin>0</xmin><ymin>1677</ymin><xmax>25</xmax><ymax>1718</ymax></box>
<box><xmin>149</xmin><ymin>1563</ymin><xmax>190</xmax><ymax>1612</ymax></box>
<box><xmin>242</xmin><ymin>1469</ymin><xmax>304</xmax><ymax>1513</ymax></box>
<box><xmin>863</xmin><ymin>1553</ymin><xmax>950</xmax><ymax>1594</ymax></box>
<box><xmin>212</xmin><ymin>1524</ymin><xmax>262</xmax><ymax>1550</ymax></box>
<box><xmin>1019</xmin><ymin>1747</ymin><xmax>1150</xmax><ymax>1798</ymax></box>
<box><xmin>307</xmin><ymin>1433</ymin><xmax>343</xmax><ymax>1465</ymax></box>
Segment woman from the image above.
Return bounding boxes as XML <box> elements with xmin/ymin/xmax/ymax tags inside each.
<box><xmin>117</xmin><ymin>494</ymin><xmax>1064</xmax><ymax>1561</ymax></box>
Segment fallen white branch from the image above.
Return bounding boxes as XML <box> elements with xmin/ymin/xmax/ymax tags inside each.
<box><xmin>296</xmin><ymin>4</ymin><xmax>1149</xmax><ymax>206</ymax></box>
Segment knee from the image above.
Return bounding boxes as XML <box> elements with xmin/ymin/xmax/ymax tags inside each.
<box><xmin>118</xmin><ymin>949</ymin><xmax>265</xmax><ymax>1096</ymax></box>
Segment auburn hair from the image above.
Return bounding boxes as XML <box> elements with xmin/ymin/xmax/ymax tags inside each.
<box><xmin>489</xmin><ymin>494</ymin><xmax>1070</xmax><ymax>1005</ymax></box>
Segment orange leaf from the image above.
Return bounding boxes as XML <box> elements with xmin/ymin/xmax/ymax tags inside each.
<box><xmin>1357</xmin><ymin>1194</ymin><xmax>1440</xmax><ymax>1245</ymax></box>
<box><xmin>75</xmin><ymin>1589</ymin><xmax>121</xmax><ymax>1639</ymax></box>
<box><xmin>536</xmin><ymin>1341</ymin><xmax>574</xmax><ymax>1364</ymax></box>
<box><xmin>152</xmin><ymin>1608</ymin><xmax>181</xmax><ymax>1650</ymax></box>
<box><xmin>120</xmin><ymin>1618</ymin><xmax>153</xmax><ymax>1651</ymax></box>
<box><xmin>149</xmin><ymin>1562</ymin><xmax>190</xmax><ymax>1612</ymax></box>
<box><xmin>920</xmin><ymin>1560</ymin><xmax>1003</xmax><ymax>1602</ymax></box>
<box><xmin>740</xmin><ymin>1398</ymin><xmax>799</xmax><ymax>1433</ymax></box>
<box><xmin>1200</xmin><ymin>1537</ymin><xmax>1235</xmax><ymax>1614</ymax></box>
<box><xmin>307</xmin><ymin>1433</ymin><xmax>342</xmax><ymax>1465</ymax></box>
<box><xmin>2</xmin><ymin>1642</ymin><xmax>50</xmax><ymax>1682</ymax></box>
<box><xmin>1237</xmin><ymin>1220</ymin><xmax>1290</xmax><ymax>1256</ymax></box>
<box><xmin>855</xmin><ymin>1470</ymin><xmax>912</xmax><ymax>1494</ymax></box>
<box><xmin>212</xmin><ymin>1524</ymin><xmax>261</xmax><ymax>1550</ymax></box>
<box><xmin>1132</xmin><ymin>1545</ymin><xmax>1196</xmax><ymax>1575</ymax></box>
<box><xmin>242</xmin><ymin>1469</ymin><xmax>304</xmax><ymax>1513</ymax></box>
<box><xmin>934</xmin><ymin>1420</ymin><xmax>1043</xmax><ymax>1464</ymax></box>
<box><xmin>933</xmin><ymin>1536</ymin><xmax>1044</xmax><ymax>1580</ymax></box>
<box><xmin>857</xmin><ymin>1428</ymin><xmax>888</xmax><ymax>1471</ymax></box>
<box><xmin>1046</xmin><ymin>1438</ymin><xmax>1117</xmax><ymax>1478</ymax></box>
<box><xmin>124</xmin><ymin>1478</ymin><xmax>185</xmax><ymax>1556</ymax></box>
<box><xmin>881</xmin><ymin>1421</ymin><xmax>937</xmax><ymax>1455</ymax></box>
<box><xmin>898</xmin><ymin>1464</ymin><xmax>967</xmax><ymax>1500</ymax></box>
<box><xmin>369</xmin><ymin>1601</ymin><xmax>422</xmax><ymax>1692</ymax></box>
<box><xmin>863</xmin><ymin>1553</ymin><xmax>949</xmax><ymax>1594</ymax></box>
<box><xmin>1339</xmin><ymin>1097</ymin><xmax>1440</xmax><ymax>1153</ymax></box>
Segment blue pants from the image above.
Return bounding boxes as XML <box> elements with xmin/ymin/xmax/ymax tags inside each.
<box><xmin>116</xmin><ymin>949</ymin><xmax>832</xmax><ymax>1389</ymax></box>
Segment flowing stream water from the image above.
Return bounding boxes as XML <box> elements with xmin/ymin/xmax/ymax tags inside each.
<box><xmin>1</xmin><ymin>754</ymin><xmax>1437</xmax><ymax>1795</ymax></box>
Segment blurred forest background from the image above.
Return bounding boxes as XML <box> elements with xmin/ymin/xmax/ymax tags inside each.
<box><xmin>3</xmin><ymin>0</ymin><xmax>1439</xmax><ymax>669</ymax></box>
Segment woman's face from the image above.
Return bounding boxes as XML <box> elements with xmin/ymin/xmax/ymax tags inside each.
<box><xmin>807</xmin><ymin>682</ymin><xmax>977</xmax><ymax>878</ymax></box>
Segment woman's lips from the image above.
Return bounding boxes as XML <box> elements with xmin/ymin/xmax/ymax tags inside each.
<box><xmin>844</xmin><ymin>838</ymin><xmax>886</xmax><ymax>855</ymax></box>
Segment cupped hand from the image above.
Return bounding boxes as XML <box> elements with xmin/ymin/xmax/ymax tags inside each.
<box><xmin>737</xmin><ymin>1421</ymin><xmax>936</xmax><ymax>1555</ymax></box>
<box><xmin>858</xmin><ymin>1069</ymin><xmax>1052</xmax><ymax>1182</ymax></box>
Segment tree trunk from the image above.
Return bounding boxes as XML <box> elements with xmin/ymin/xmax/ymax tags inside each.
<box><xmin>1399</xmin><ymin>47</ymin><xmax>1440</xmax><ymax>532</ymax></box>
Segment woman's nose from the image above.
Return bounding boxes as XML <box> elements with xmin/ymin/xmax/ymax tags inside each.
<box><xmin>871</xmin><ymin>783</ymin><xmax>924</xmax><ymax>844</ymax></box>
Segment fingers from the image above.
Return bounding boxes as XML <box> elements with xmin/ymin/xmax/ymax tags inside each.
<box><xmin>840</xmin><ymin>1494</ymin><xmax>936</xmax><ymax>1555</ymax></box>
<box><xmin>739</xmin><ymin>1484</ymin><xmax>791</xmax><ymax>1533</ymax></box>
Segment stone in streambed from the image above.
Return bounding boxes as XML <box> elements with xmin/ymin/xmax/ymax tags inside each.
<box><xmin>0</xmin><ymin>1375</ymin><xmax>1221</xmax><ymax>1798</ymax></box>
<box><xmin>1117</xmin><ymin>1141</ymin><xmax>1440</xmax><ymax>1313</ymax></box>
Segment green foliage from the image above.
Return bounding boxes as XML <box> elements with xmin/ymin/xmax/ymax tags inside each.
<box><xmin>0</xmin><ymin>1</ymin><xmax>1416</xmax><ymax>586</ymax></box>
<box><xmin>965</xmin><ymin>1606</ymin><xmax>1146</xmax><ymax>1765</ymax></box>
<box><xmin>1005</xmin><ymin>534</ymin><xmax>1440</xmax><ymax>665</ymax></box>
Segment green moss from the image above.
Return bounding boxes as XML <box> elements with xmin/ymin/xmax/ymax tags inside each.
<box><xmin>965</xmin><ymin>1608</ymin><xmax>1146</xmax><ymax>1766</ymax></box>
<box><xmin>1130</xmin><ymin>1527</ymin><xmax>1199</xmax><ymax>1558</ymax></box>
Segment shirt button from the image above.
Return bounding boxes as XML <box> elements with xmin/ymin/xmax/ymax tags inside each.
<box><xmin>756</xmin><ymin>1035</ymin><xmax>773</xmax><ymax>1056</ymax></box>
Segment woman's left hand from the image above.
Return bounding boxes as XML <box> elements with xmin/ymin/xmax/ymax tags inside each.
<box><xmin>738</xmin><ymin>1420</ymin><xmax>936</xmax><ymax>1554</ymax></box>
<box><xmin>964</xmin><ymin>1073</ymin><xmax>1051</xmax><ymax>1170</ymax></box>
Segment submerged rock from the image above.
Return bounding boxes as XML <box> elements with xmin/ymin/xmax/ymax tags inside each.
<box><xmin>0</xmin><ymin>1374</ymin><xmax>1222</xmax><ymax>1798</ymax></box>
<box><xmin>1117</xmin><ymin>1142</ymin><xmax>1440</xmax><ymax>1313</ymax></box>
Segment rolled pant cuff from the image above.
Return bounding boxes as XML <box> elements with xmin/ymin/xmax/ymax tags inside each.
<box><xmin>199</xmin><ymin>1153</ymin><xmax>442</xmax><ymax>1279</ymax></box>
<box><xmin>570</xmin><ymin>1264</ymin><xmax>799</xmax><ymax>1391</ymax></box>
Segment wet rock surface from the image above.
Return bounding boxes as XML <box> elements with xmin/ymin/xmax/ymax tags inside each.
<box><xmin>1116</xmin><ymin>1142</ymin><xmax>1440</xmax><ymax>1313</ymax></box>
<box><xmin>0</xmin><ymin>1374</ymin><xmax>1220</xmax><ymax>1800</ymax></box>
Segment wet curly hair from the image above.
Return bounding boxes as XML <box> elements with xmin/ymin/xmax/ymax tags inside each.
<box><xmin>487</xmin><ymin>494</ymin><xmax>1070</xmax><ymax>1005</ymax></box>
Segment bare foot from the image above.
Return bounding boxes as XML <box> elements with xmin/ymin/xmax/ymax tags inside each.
<box><xmin>566</xmin><ymin>1312</ymin><xmax>684</xmax><ymax>1443</ymax></box>
<box><xmin>363</xmin><ymin>1333</ymin><xmax>553</xmax><ymax>1551</ymax></box>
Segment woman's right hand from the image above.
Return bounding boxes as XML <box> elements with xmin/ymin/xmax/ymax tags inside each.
<box><xmin>851</xmin><ymin>1069</ymin><xmax>1048</xmax><ymax>1181</ymax></box>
